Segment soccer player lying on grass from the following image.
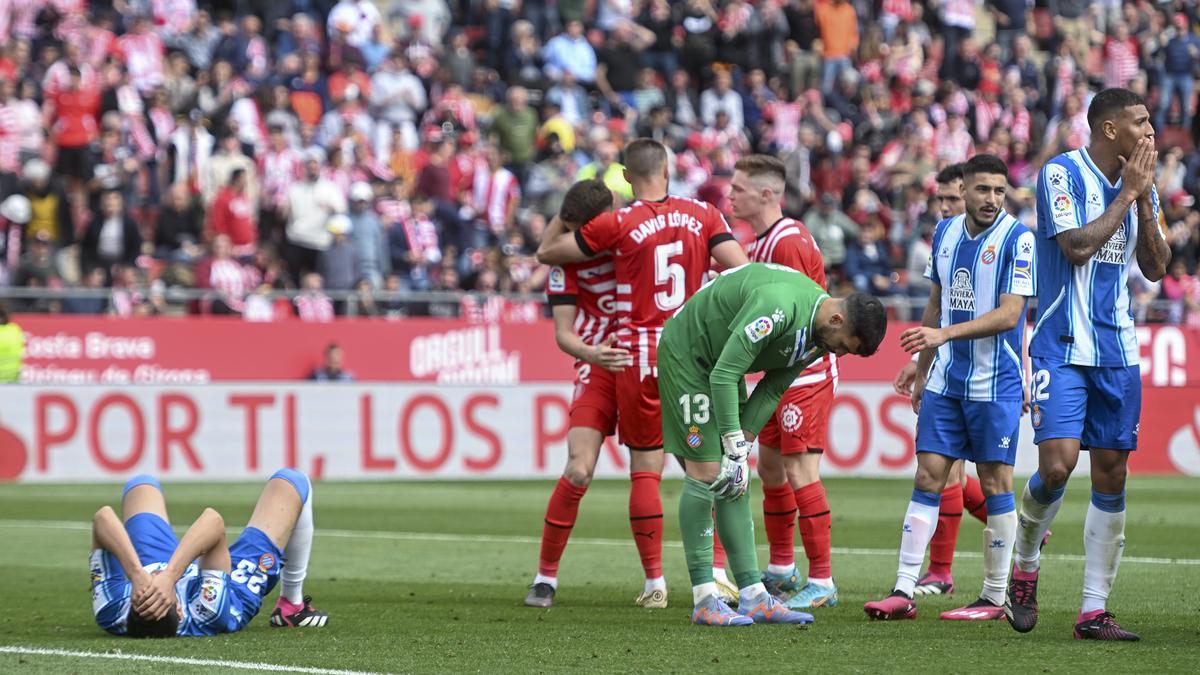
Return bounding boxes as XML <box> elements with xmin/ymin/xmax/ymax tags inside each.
<box><xmin>658</xmin><ymin>263</ymin><xmax>886</xmax><ymax>626</ymax></box>
<box><xmin>863</xmin><ymin>154</ymin><xmax>1036</xmax><ymax>622</ymax></box>
<box><xmin>90</xmin><ymin>469</ymin><xmax>327</xmax><ymax>637</ymax></box>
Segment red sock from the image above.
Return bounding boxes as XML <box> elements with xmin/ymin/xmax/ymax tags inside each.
<box><xmin>538</xmin><ymin>477</ymin><xmax>588</xmax><ymax>577</ymax></box>
<box><xmin>629</xmin><ymin>471</ymin><xmax>664</xmax><ymax>578</ymax></box>
<box><xmin>928</xmin><ymin>483</ymin><xmax>964</xmax><ymax>577</ymax></box>
<box><xmin>762</xmin><ymin>483</ymin><xmax>798</xmax><ymax>567</ymax></box>
<box><xmin>794</xmin><ymin>481</ymin><xmax>832</xmax><ymax>579</ymax></box>
<box><xmin>963</xmin><ymin>475</ymin><xmax>988</xmax><ymax>523</ymax></box>
<box><xmin>712</xmin><ymin>527</ymin><xmax>727</xmax><ymax>569</ymax></box>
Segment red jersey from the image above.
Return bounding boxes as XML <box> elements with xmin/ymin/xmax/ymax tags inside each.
<box><xmin>578</xmin><ymin>196</ymin><xmax>734</xmax><ymax>368</ymax></box>
<box><xmin>546</xmin><ymin>256</ymin><xmax>618</xmax><ymax>360</ymax></box>
<box><xmin>748</xmin><ymin>217</ymin><xmax>835</xmax><ymax>386</ymax></box>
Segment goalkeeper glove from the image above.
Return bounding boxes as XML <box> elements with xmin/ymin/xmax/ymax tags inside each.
<box><xmin>709</xmin><ymin>431</ymin><xmax>750</xmax><ymax>499</ymax></box>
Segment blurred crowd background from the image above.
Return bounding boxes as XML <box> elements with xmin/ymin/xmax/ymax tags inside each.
<box><xmin>0</xmin><ymin>0</ymin><xmax>1198</xmax><ymax>324</ymax></box>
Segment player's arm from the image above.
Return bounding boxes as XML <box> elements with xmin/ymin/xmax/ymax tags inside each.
<box><xmin>535</xmin><ymin>215</ymin><xmax>591</xmax><ymax>265</ymax></box>
<box><xmin>910</xmin><ymin>283</ymin><xmax>942</xmax><ymax>384</ymax></box>
<box><xmin>1054</xmin><ymin>139</ymin><xmax>1156</xmax><ymax>266</ymax></box>
<box><xmin>901</xmin><ymin>293</ymin><xmax>1025</xmax><ymax>353</ymax></box>
<box><xmin>710</xmin><ymin>238</ymin><xmax>749</xmax><ymax>270</ymax></box>
<box><xmin>1134</xmin><ymin>186</ymin><xmax>1170</xmax><ymax>281</ymax></box>
<box><xmin>137</xmin><ymin>507</ymin><xmax>229</xmax><ymax>620</ymax></box>
<box><xmin>92</xmin><ymin>506</ymin><xmax>151</xmax><ymax>591</ymax></box>
<box><xmin>740</xmin><ymin>361</ymin><xmax>808</xmax><ymax>435</ymax></box>
<box><xmin>551</xmin><ymin>303</ymin><xmax>629</xmax><ymax>371</ymax></box>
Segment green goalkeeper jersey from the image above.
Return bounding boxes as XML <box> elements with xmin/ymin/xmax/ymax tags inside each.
<box><xmin>660</xmin><ymin>263</ymin><xmax>830</xmax><ymax>438</ymax></box>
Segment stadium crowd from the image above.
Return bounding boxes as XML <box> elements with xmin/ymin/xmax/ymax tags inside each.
<box><xmin>0</xmin><ymin>0</ymin><xmax>1198</xmax><ymax>323</ymax></box>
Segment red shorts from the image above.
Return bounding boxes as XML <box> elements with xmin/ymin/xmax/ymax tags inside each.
<box><xmin>569</xmin><ymin>362</ymin><xmax>618</xmax><ymax>436</ymax></box>
<box><xmin>758</xmin><ymin>376</ymin><xmax>835</xmax><ymax>455</ymax></box>
<box><xmin>615</xmin><ymin>366</ymin><xmax>663</xmax><ymax>450</ymax></box>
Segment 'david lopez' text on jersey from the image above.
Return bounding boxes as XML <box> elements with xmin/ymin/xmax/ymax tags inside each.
<box><xmin>546</xmin><ymin>255</ymin><xmax>618</xmax><ymax>364</ymax></box>
<box><xmin>1032</xmin><ymin>148</ymin><xmax>1160</xmax><ymax>367</ymax></box>
<box><xmin>748</xmin><ymin>216</ymin><xmax>837</xmax><ymax>388</ymax></box>
<box><xmin>575</xmin><ymin>196</ymin><xmax>735</xmax><ymax>371</ymax></box>
<box><xmin>924</xmin><ymin>211</ymin><xmax>1036</xmax><ymax>401</ymax></box>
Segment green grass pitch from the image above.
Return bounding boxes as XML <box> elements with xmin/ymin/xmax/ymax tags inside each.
<box><xmin>0</xmin><ymin>477</ymin><xmax>1197</xmax><ymax>673</ymax></box>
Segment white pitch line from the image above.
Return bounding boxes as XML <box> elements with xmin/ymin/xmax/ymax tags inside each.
<box><xmin>1</xmin><ymin>519</ymin><xmax>1198</xmax><ymax>566</ymax></box>
<box><xmin>0</xmin><ymin>646</ymin><xmax>386</xmax><ymax>675</ymax></box>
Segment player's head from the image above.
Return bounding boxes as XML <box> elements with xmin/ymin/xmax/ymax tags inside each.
<box><xmin>730</xmin><ymin>155</ymin><xmax>786</xmax><ymax>221</ymax></box>
<box><xmin>1087</xmin><ymin>88</ymin><xmax>1153</xmax><ymax>158</ymax></box>
<box><xmin>961</xmin><ymin>154</ymin><xmax>1009</xmax><ymax>230</ymax></box>
<box><xmin>622</xmin><ymin>138</ymin><xmax>669</xmax><ymax>187</ymax></box>
<box><xmin>559</xmin><ymin>178</ymin><xmax>613</xmax><ymax>229</ymax></box>
<box><xmin>935</xmin><ymin>163</ymin><xmax>965</xmax><ymax>219</ymax></box>
<box><xmin>816</xmin><ymin>293</ymin><xmax>887</xmax><ymax>358</ymax></box>
<box><xmin>125</xmin><ymin>601</ymin><xmax>180</xmax><ymax>638</ymax></box>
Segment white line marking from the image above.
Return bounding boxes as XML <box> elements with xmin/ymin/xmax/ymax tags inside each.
<box><xmin>1</xmin><ymin>519</ymin><xmax>1197</xmax><ymax>566</ymax></box>
<box><xmin>0</xmin><ymin>646</ymin><xmax>385</xmax><ymax>675</ymax></box>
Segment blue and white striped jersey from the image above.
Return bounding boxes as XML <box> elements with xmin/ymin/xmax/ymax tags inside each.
<box><xmin>1031</xmin><ymin>148</ymin><xmax>1159</xmax><ymax>367</ymax></box>
<box><xmin>923</xmin><ymin>211</ymin><xmax>1036</xmax><ymax>401</ymax></box>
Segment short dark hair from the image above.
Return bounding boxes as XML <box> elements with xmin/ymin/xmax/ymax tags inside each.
<box><xmin>734</xmin><ymin>154</ymin><xmax>787</xmax><ymax>187</ymax></box>
<box><xmin>844</xmin><ymin>293</ymin><xmax>887</xmax><ymax>356</ymax></box>
<box><xmin>559</xmin><ymin>178</ymin><xmax>613</xmax><ymax>225</ymax></box>
<box><xmin>125</xmin><ymin>607</ymin><xmax>179</xmax><ymax>638</ymax></box>
<box><xmin>229</xmin><ymin>167</ymin><xmax>246</xmax><ymax>185</ymax></box>
<box><xmin>623</xmin><ymin>138</ymin><xmax>669</xmax><ymax>180</ymax></box>
<box><xmin>962</xmin><ymin>154</ymin><xmax>1009</xmax><ymax>183</ymax></box>
<box><xmin>935</xmin><ymin>163</ymin><xmax>965</xmax><ymax>185</ymax></box>
<box><xmin>1087</xmin><ymin>88</ymin><xmax>1146</xmax><ymax>132</ymax></box>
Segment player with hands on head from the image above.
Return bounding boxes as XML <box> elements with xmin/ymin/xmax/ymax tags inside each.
<box><xmin>1007</xmin><ymin>88</ymin><xmax>1169</xmax><ymax>642</ymax></box>
<box><xmin>864</xmin><ymin>154</ymin><xmax>1036</xmax><ymax>623</ymax></box>
<box><xmin>525</xmin><ymin>179</ymin><xmax>640</xmax><ymax>609</ymax></box>
<box><xmin>659</xmin><ymin>263</ymin><xmax>886</xmax><ymax>626</ymax></box>
<box><xmin>537</xmin><ymin>139</ymin><xmax>749</xmax><ymax>610</ymax></box>
<box><xmin>90</xmin><ymin>469</ymin><xmax>326</xmax><ymax>637</ymax></box>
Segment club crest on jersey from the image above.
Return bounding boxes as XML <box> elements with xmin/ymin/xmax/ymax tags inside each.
<box><xmin>1052</xmin><ymin>194</ymin><xmax>1072</xmax><ymax>214</ymax></box>
<box><xmin>548</xmin><ymin>266</ymin><xmax>566</xmax><ymax>292</ymax></box>
<box><xmin>1096</xmin><ymin>226</ymin><xmax>1127</xmax><ymax>265</ymax></box>
<box><xmin>745</xmin><ymin>316</ymin><xmax>774</xmax><ymax>343</ymax></box>
<box><xmin>981</xmin><ymin>245</ymin><xmax>996</xmax><ymax>265</ymax></box>
<box><xmin>687</xmin><ymin>425</ymin><xmax>703</xmax><ymax>448</ymax></box>
<box><xmin>258</xmin><ymin>553</ymin><xmax>276</xmax><ymax>572</ymax></box>
<box><xmin>780</xmin><ymin>403</ymin><xmax>803</xmax><ymax>434</ymax></box>
<box><xmin>949</xmin><ymin>268</ymin><xmax>975</xmax><ymax>311</ymax></box>
<box><xmin>1031</xmin><ymin>404</ymin><xmax>1042</xmax><ymax>429</ymax></box>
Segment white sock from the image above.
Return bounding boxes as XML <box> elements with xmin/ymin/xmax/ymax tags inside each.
<box><xmin>981</xmin><ymin>511</ymin><xmax>1017</xmax><ymax>606</ymax></box>
<box><xmin>1014</xmin><ymin>482</ymin><xmax>1064</xmax><ymax>573</ymax></box>
<box><xmin>534</xmin><ymin>573</ymin><xmax>558</xmax><ymax>589</ymax></box>
<box><xmin>895</xmin><ymin>498</ymin><xmax>940</xmax><ymax>597</ymax></box>
<box><xmin>739</xmin><ymin>581</ymin><xmax>768</xmax><ymax>605</ymax></box>
<box><xmin>712</xmin><ymin>567</ymin><xmax>731</xmax><ymax>584</ymax></box>
<box><xmin>693</xmin><ymin>582</ymin><xmax>718</xmax><ymax>605</ymax></box>
<box><xmin>281</xmin><ymin>481</ymin><xmax>314</xmax><ymax>604</ymax></box>
<box><xmin>644</xmin><ymin>576</ymin><xmax>666</xmax><ymax>594</ymax></box>
<box><xmin>767</xmin><ymin>563</ymin><xmax>796</xmax><ymax>577</ymax></box>
<box><xmin>807</xmin><ymin>577</ymin><xmax>834</xmax><ymax>588</ymax></box>
<box><xmin>1082</xmin><ymin>501</ymin><xmax>1126</xmax><ymax>614</ymax></box>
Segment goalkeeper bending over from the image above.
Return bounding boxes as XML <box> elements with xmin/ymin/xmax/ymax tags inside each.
<box><xmin>659</xmin><ymin>263</ymin><xmax>886</xmax><ymax>626</ymax></box>
<box><xmin>90</xmin><ymin>469</ymin><xmax>327</xmax><ymax>637</ymax></box>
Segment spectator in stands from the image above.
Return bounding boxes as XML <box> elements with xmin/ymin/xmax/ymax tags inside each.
<box><xmin>81</xmin><ymin>190</ymin><xmax>142</xmax><ymax>278</ymax></box>
<box><xmin>370</xmin><ymin>52</ymin><xmax>427</xmax><ymax>155</ymax></box>
<box><xmin>156</xmin><ymin>182</ymin><xmax>203</xmax><ymax>263</ymax></box>
<box><xmin>20</xmin><ymin>159</ymin><xmax>74</xmax><ymax>253</ymax></box>
<box><xmin>542</xmin><ymin>18</ymin><xmax>596</xmax><ymax>85</ymax></box>
<box><xmin>1156</xmin><ymin>13</ymin><xmax>1200</xmax><ymax>134</ymax></box>
<box><xmin>845</xmin><ymin>222</ymin><xmax>897</xmax><ymax>297</ymax></box>
<box><xmin>311</xmin><ymin>342</ymin><xmax>353</xmax><ymax>381</ymax></box>
<box><xmin>207</xmin><ymin>168</ymin><xmax>258</xmax><ymax>258</ymax></box>
<box><xmin>347</xmin><ymin>182</ymin><xmax>390</xmax><ymax>289</ymax></box>
<box><xmin>0</xmin><ymin>194</ymin><xmax>31</xmax><ymax>287</ymax></box>
<box><xmin>815</xmin><ymin>0</ymin><xmax>858</xmax><ymax>95</ymax></box>
<box><xmin>194</xmin><ymin>234</ymin><xmax>258</xmax><ymax>315</ymax></box>
<box><xmin>699</xmin><ymin>69</ymin><xmax>744</xmax><ymax>134</ymax></box>
<box><xmin>474</xmin><ymin>145</ymin><xmax>522</xmax><ymax>235</ymax></box>
<box><xmin>14</xmin><ymin>231</ymin><xmax>59</xmax><ymax>289</ymax></box>
<box><xmin>491</xmin><ymin>86</ymin><xmax>538</xmax><ymax>185</ymax></box>
<box><xmin>806</xmin><ymin>192</ymin><xmax>859</xmax><ymax>272</ymax></box>
<box><xmin>319</xmin><ymin>214</ymin><xmax>356</xmax><ymax>293</ymax></box>
<box><xmin>295</xmin><ymin>271</ymin><xmax>335</xmax><ymax>322</ymax></box>
<box><xmin>203</xmin><ymin>131</ymin><xmax>257</xmax><ymax>208</ymax></box>
<box><xmin>64</xmin><ymin>267</ymin><xmax>110</xmax><ymax>315</ymax></box>
<box><xmin>285</xmin><ymin>150</ymin><xmax>347</xmax><ymax>283</ymax></box>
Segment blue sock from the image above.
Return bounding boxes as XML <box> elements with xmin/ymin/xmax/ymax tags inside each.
<box><xmin>1090</xmin><ymin>489</ymin><xmax>1125</xmax><ymax>513</ymax></box>
<box><xmin>122</xmin><ymin>474</ymin><xmax>161</xmax><ymax>497</ymax></box>
<box><xmin>270</xmin><ymin>468</ymin><xmax>311</xmax><ymax>504</ymax></box>
<box><xmin>911</xmin><ymin>488</ymin><xmax>942</xmax><ymax>508</ymax></box>
<box><xmin>1027</xmin><ymin>471</ymin><xmax>1066</xmax><ymax>506</ymax></box>
<box><xmin>985</xmin><ymin>492</ymin><xmax>1015</xmax><ymax>515</ymax></box>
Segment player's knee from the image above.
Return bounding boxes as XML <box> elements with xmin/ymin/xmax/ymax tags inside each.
<box><xmin>122</xmin><ymin>474</ymin><xmax>162</xmax><ymax>498</ymax></box>
<box><xmin>913</xmin><ymin>465</ymin><xmax>945</xmax><ymax>493</ymax></box>
<box><xmin>784</xmin><ymin>458</ymin><xmax>820</xmax><ymax>487</ymax></box>
<box><xmin>756</xmin><ymin>459</ymin><xmax>785</xmax><ymax>486</ymax></box>
<box><xmin>562</xmin><ymin>463</ymin><xmax>594</xmax><ymax>487</ymax></box>
<box><xmin>270</xmin><ymin>468</ymin><xmax>311</xmax><ymax>504</ymax></box>
<box><xmin>1040</xmin><ymin>463</ymin><xmax>1072</xmax><ymax>488</ymax></box>
<box><xmin>202</xmin><ymin>506</ymin><xmax>225</xmax><ymax>529</ymax></box>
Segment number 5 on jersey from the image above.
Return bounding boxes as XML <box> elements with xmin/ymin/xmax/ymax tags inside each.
<box><xmin>655</xmin><ymin>242</ymin><xmax>685</xmax><ymax>311</ymax></box>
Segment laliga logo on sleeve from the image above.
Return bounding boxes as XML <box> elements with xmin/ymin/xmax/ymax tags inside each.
<box><xmin>1053</xmin><ymin>194</ymin><xmax>1072</xmax><ymax>214</ymax></box>
<box><xmin>548</xmin><ymin>267</ymin><xmax>566</xmax><ymax>292</ymax></box>
<box><xmin>744</xmin><ymin>316</ymin><xmax>774</xmax><ymax>343</ymax></box>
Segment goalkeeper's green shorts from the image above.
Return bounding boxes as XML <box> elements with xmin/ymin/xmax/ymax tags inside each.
<box><xmin>658</xmin><ymin>349</ymin><xmax>742</xmax><ymax>463</ymax></box>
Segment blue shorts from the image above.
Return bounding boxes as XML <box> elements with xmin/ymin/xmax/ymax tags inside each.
<box><xmin>124</xmin><ymin>513</ymin><xmax>179</xmax><ymax>565</ymax></box>
<box><xmin>915</xmin><ymin>390</ymin><xmax>1021</xmax><ymax>465</ymax></box>
<box><xmin>179</xmin><ymin>527</ymin><xmax>285</xmax><ymax>636</ymax></box>
<box><xmin>1030</xmin><ymin>358</ymin><xmax>1141</xmax><ymax>450</ymax></box>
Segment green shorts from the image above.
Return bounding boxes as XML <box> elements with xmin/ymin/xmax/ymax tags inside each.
<box><xmin>658</xmin><ymin>350</ymin><xmax>745</xmax><ymax>463</ymax></box>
